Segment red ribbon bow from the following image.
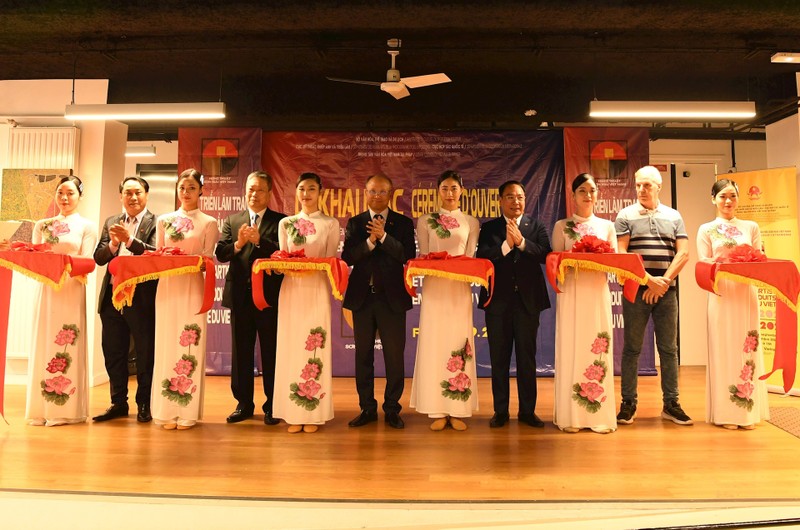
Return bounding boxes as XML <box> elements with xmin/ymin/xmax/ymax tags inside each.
<box><xmin>270</xmin><ymin>249</ymin><xmax>307</xmax><ymax>259</ymax></box>
<box><xmin>144</xmin><ymin>247</ymin><xmax>187</xmax><ymax>256</ymax></box>
<box><xmin>11</xmin><ymin>241</ymin><xmax>52</xmax><ymax>252</ymax></box>
<box><xmin>419</xmin><ymin>251</ymin><xmax>451</xmax><ymax>260</ymax></box>
<box><xmin>723</xmin><ymin>244</ymin><xmax>767</xmax><ymax>263</ymax></box>
<box><xmin>571</xmin><ymin>235</ymin><xmax>613</xmax><ymax>254</ymax></box>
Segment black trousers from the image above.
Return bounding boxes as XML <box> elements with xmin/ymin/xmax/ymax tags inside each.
<box><xmin>352</xmin><ymin>291</ymin><xmax>406</xmax><ymax>414</ymax></box>
<box><xmin>99</xmin><ymin>282</ymin><xmax>156</xmax><ymax>406</ymax></box>
<box><xmin>485</xmin><ymin>292</ymin><xmax>540</xmax><ymax>416</ymax></box>
<box><xmin>229</xmin><ymin>298</ymin><xmax>279</xmax><ymax>415</ymax></box>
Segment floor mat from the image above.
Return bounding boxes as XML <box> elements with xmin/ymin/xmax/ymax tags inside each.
<box><xmin>766</xmin><ymin>407</ymin><xmax>800</xmax><ymax>438</ymax></box>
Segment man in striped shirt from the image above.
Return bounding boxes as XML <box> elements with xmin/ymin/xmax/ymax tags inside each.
<box><xmin>614</xmin><ymin>165</ymin><xmax>692</xmax><ymax>426</ymax></box>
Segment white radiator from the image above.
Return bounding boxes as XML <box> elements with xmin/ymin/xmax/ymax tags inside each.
<box><xmin>7</xmin><ymin>126</ymin><xmax>80</xmax><ymax>171</ymax></box>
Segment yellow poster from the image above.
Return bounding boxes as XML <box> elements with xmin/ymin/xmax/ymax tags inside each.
<box><xmin>720</xmin><ymin>167</ymin><xmax>800</xmax><ymax>392</ymax></box>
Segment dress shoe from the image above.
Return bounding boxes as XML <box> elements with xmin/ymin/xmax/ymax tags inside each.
<box><xmin>489</xmin><ymin>413</ymin><xmax>509</xmax><ymax>428</ymax></box>
<box><xmin>137</xmin><ymin>403</ymin><xmax>152</xmax><ymax>423</ymax></box>
<box><xmin>518</xmin><ymin>412</ymin><xmax>545</xmax><ymax>428</ymax></box>
<box><xmin>348</xmin><ymin>410</ymin><xmax>378</xmax><ymax>427</ymax></box>
<box><xmin>263</xmin><ymin>412</ymin><xmax>280</xmax><ymax>425</ymax></box>
<box><xmin>385</xmin><ymin>412</ymin><xmax>404</xmax><ymax>429</ymax></box>
<box><xmin>92</xmin><ymin>404</ymin><xmax>129</xmax><ymax>422</ymax></box>
<box><xmin>226</xmin><ymin>408</ymin><xmax>254</xmax><ymax>423</ymax></box>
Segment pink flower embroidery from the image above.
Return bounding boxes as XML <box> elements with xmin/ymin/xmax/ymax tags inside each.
<box><xmin>44</xmin><ymin>375</ymin><xmax>72</xmax><ymax>395</ymax></box>
<box><xmin>300</xmin><ymin>362</ymin><xmax>321</xmax><ymax>380</ymax></box>
<box><xmin>171</xmin><ymin>216</ymin><xmax>194</xmax><ymax>234</ymax></box>
<box><xmin>579</xmin><ymin>381</ymin><xmax>605</xmax><ymax>403</ymax></box>
<box><xmin>583</xmin><ymin>363</ymin><xmax>605</xmax><ymax>382</ymax></box>
<box><xmin>46</xmin><ymin>357</ymin><xmax>68</xmax><ymax>374</ymax></box>
<box><xmin>179</xmin><ymin>329</ymin><xmax>198</xmax><ymax>347</ymax></box>
<box><xmin>448</xmin><ymin>372</ymin><xmax>472</xmax><ymax>392</ymax></box>
<box><xmin>590</xmin><ymin>336</ymin><xmax>608</xmax><ymax>354</ymax></box>
<box><xmin>735</xmin><ymin>381</ymin><xmax>754</xmax><ymax>399</ymax></box>
<box><xmin>174</xmin><ymin>358</ymin><xmax>194</xmax><ymax>376</ymax></box>
<box><xmin>436</xmin><ymin>214</ymin><xmax>460</xmax><ymax>230</ymax></box>
<box><xmin>574</xmin><ymin>222</ymin><xmax>596</xmax><ymax>237</ymax></box>
<box><xmin>717</xmin><ymin>223</ymin><xmax>742</xmax><ymax>240</ymax></box>
<box><xmin>54</xmin><ymin>328</ymin><xmax>77</xmax><ymax>347</ymax></box>
<box><xmin>305</xmin><ymin>332</ymin><xmax>324</xmax><ymax>351</ymax></box>
<box><xmin>743</xmin><ymin>335</ymin><xmax>758</xmax><ymax>353</ymax></box>
<box><xmin>294</xmin><ymin>218</ymin><xmax>317</xmax><ymax>237</ymax></box>
<box><xmin>169</xmin><ymin>375</ymin><xmax>194</xmax><ymax>395</ymax></box>
<box><xmin>740</xmin><ymin>363</ymin><xmax>754</xmax><ymax>381</ymax></box>
<box><xmin>296</xmin><ymin>379</ymin><xmax>322</xmax><ymax>399</ymax></box>
<box><xmin>446</xmin><ymin>356</ymin><xmax>465</xmax><ymax>373</ymax></box>
<box><xmin>49</xmin><ymin>220</ymin><xmax>71</xmax><ymax>237</ymax></box>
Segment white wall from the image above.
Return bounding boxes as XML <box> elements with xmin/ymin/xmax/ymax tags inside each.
<box><xmin>0</xmin><ymin>80</ymin><xmax>129</xmax><ymax>387</ymax></box>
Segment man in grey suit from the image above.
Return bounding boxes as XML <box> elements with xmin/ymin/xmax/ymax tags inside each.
<box><xmin>93</xmin><ymin>176</ymin><xmax>158</xmax><ymax>423</ymax></box>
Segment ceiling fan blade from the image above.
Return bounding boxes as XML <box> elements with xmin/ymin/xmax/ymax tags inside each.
<box><xmin>326</xmin><ymin>77</ymin><xmax>382</xmax><ymax>87</ymax></box>
<box><xmin>380</xmin><ymin>82</ymin><xmax>411</xmax><ymax>99</ymax></box>
<box><xmin>400</xmin><ymin>73</ymin><xmax>451</xmax><ymax>89</ymax></box>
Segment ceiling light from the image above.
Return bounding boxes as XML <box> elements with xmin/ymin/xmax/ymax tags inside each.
<box><xmin>771</xmin><ymin>52</ymin><xmax>800</xmax><ymax>63</ymax></box>
<box><xmin>64</xmin><ymin>102</ymin><xmax>226</xmax><ymax>121</ymax></box>
<box><xmin>124</xmin><ymin>145</ymin><xmax>156</xmax><ymax>157</ymax></box>
<box><xmin>523</xmin><ymin>109</ymin><xmax>538</xmax><ymax>117</ymax></box>
<box><xmin>589</xmin><ymin>101</ymin><xmax>756</xmax><ymax>121</ymax></box>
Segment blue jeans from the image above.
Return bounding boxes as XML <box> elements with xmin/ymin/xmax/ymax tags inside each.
<box><xmin>620</xmin><ymin>288</ymin><xmax>679</xmax><ymax>406</ymax></box>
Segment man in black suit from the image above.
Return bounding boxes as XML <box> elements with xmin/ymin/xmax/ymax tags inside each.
<box><xmin>216</xmin><ymin>171</ymin><xmax>285</xmax><ymax>425</ymax></box>
<box><xmin>93</xmin><ymin>176</ymin><xmax>158</xmax><ymax>423</ymax></box>
<box><xmin>477</xmin><ymin>180</ymin><xmax>551</xmax><ymax>428</ymax></box>
<box><xmin>342</xmin><ymin>174</ymin><xmax>416</xmax><ymax>429</ymax></box>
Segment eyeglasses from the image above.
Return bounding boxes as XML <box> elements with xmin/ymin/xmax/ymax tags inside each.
<box><xmin>367</xmin><ymin>190</ymin><xmax>389</xmax><ymax>197</ymax></box>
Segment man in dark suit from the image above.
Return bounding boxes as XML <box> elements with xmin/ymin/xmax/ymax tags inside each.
<box><xmin>93</xmin><ymin>176</ymin><xmax>158</xmax><ymax>423</ymax></box>
<box><xmin>215</xmin><ymin>171</ymin><xmax>285</xmax><ymax>425</ymax></box>
<box><xmin>342</xmin><ymin>174</ymin><xmax>416</xmax><ymax>429</ymax></box>
<box><xmin>477</xmin><ymin>179</ymin><xmax>551</xmax><ymax>428</ymax></box>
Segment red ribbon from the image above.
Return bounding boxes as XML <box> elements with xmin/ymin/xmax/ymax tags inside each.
<box><xmin>570</xmin><ymin>235</ymin><xmax>614</xmax><ymax>254</ymax></box>
<box><xmin>404</xmin><ymin>252</ymin><xmax>495</xmax><ymax>307</ymax></box>
<box><xmin>251</xmin><ymin>253</ymin><xmax>349</xmax><ymax>310</ymax></box>
<box><xmin>11</xmin><ymin>241</ymin><xmax>52</xmax><ymax>252</ymax></box>
<box><xmin>723</xmin><ymin>244</ymin><xmax>767</xmax><ymax>263</ymax></box>
<box><xmin>546</xmin><ymin>252</ymin><xmax>647</xmax><ymax>303</ymax></box>
<box><xmin>695</xmin><ymin>259</ymin><xmax>799</xmax><ymax>393</ymax></box>
<box><xmin>144</xmin><ymin>247</ymin><xmax>187</xmax><ymax>256</ymax></box>
<box><xmin>109</xmin><ymin>254</ymin><xmax>215</xmax><ymax>314</ymax></box>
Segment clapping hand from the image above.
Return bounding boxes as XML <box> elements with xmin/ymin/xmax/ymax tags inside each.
<box><xmin>108</xmin><ymin>223</ymin><xmax>129</xmax><ymax>246</ymax></box>
<box><xmin>367</xmin><ymin>216</ymin><xmax>385</xmax><ymax>244</ymax></box>
<box><xmin>505</xmin><ymin>218</ymin><xmax>523</xmax><ymax>248</ymax></box>
<box><xmin>237</xmin><ymin>224</ymin><xmax>260</xmax><ymax>248</ymax></box>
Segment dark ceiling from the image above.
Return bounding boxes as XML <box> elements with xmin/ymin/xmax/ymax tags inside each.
<box><xmin>3</xmin><ymin>1</ymin><xmax>800</xmax><ymax>141</ymax></box>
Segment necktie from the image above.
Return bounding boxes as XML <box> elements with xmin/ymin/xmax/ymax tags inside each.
<box><xmin>370</xmin><ymin>213</ymin><xmax>384</xmax><ymax>292</ymax></box>
<box><xmin>119</xmin><ymin>214</ymin><xmax>134</xmax><ymax>256</ymax></box>
<box><xmin>252</xmin><ymin>213</ymin><xmax>259</xmax><ymax>227</ymax></box>
<box><xmin>373</xmin><ymin>213</ymin><xmax>383</xmax><ymax>221</ymax></box>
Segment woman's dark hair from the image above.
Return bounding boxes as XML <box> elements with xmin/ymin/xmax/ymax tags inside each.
<box><xmin>437</xmin><ymin>169</ymin><xmax>463</xmax><ymax>187</ymax></box>
<box><xmin>571</xmin><ymin>173</ymin><xmax>596</xmax><ymax>193</ymax></box>
<box><xmin>178</xmin><ymin>168</ymin><xmax>204</xmax><ymax>189</ymax></box>
<box><xmin>297</xmin><ymin>172</ymin><xmax>322</xmax><ymax>189</ymax></box>
<box><xmin>58</xmin><ymin>175</ymin><xmax>84</xmax><ymax>196</ymax></box>
<box><xmin>711</xmin><ymin>178</ymin><xmax>738</xmax><ymax>197</ymax></box>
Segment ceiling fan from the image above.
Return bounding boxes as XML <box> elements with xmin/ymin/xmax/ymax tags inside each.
<box><xmin>327</xmin><ymin>39</ymin><xmax>451</xmax><ymax>100</ymax></box>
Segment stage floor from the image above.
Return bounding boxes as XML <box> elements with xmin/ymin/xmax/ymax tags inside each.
<box><xmin>2</xmin><ymin>367</ymin><xmax>800</xmax><ymax>503</ymax></box>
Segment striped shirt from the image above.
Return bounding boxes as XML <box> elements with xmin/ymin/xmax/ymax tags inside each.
<box><xmin>614</xmin><ymin>202</ymin><xmax>687</xmax><ymax>288</ymax></box>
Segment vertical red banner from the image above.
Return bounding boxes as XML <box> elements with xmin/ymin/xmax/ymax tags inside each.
<box><xmin>178</xmin><ymin>127</ymin><xmax>263</xmax><ymax>375</ymax></box>
<box><xmin>563</xmin><ymin>127</ymin><xmax>655</xmax><ymax>375</ymax></box>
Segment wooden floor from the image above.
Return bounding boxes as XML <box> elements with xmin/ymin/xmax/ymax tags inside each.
<box><xmin>2</xmin><ymin>367</ymin><xmax>800</xmax><ymax>502</ymax></box>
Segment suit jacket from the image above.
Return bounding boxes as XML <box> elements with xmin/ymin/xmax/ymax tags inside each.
<box><xmin>94</xmin><ymin>210</ymin><xmax>158</xmax><ymax>312</ymax></box>
<box><xmin>342</xmin><ymin>209</ymin><xmax>416</xmax><ymax>313</ymax></box>
<box><xmin>477</xmin><ymin>214</ymin><xmax>551</xmax><ymax>315</ymax></box>
<box><xmin>215</xmin><ymin>209</ymin><xmax>285</xmax><ymax>309</ymax></box>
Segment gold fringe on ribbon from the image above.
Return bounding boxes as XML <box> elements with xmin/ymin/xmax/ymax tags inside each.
<box><xmin>558</xmin><ymin>258</ymin><xmax>647</xmax><ymax>287</ymax></box>
<box><xmin>253</xmin><ymin>260</ymin><xmax>344</xmax><ymax>300</ymax></box>
<box><xmin>0</xmin><ymin>257</ymin><xmax>71</xmax><ymax>291</ymax></box>
<box><xmin>405</xmin><ymin>266</ymin><xmax>489</xmax><ymax>290</ymax></box>
<box><xmin>111</xmin><ymin>260</ymin><xmax>202</xmax><ymax>311</ymax></box>
<box><xmin>715</xmin><ymin>271</ymin><xmax>798</xmax><ymax>312</ymax></box>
